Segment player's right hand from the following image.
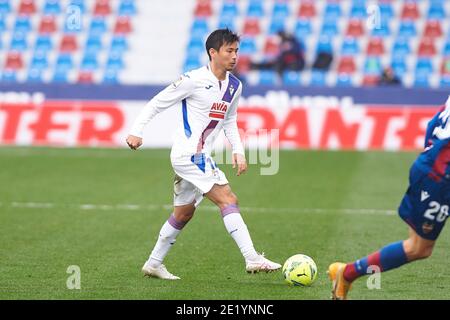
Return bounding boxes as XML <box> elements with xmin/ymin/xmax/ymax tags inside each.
<box><xmin>126</xmin><ymin>135</ymin><xmax>142</xmax><ymax>150</ymax></box>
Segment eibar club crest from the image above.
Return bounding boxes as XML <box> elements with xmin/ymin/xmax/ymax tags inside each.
<box><xmin>229</xmin><ymin>84</ymin><xmax>235</xmax><ymax>96</ymax></box>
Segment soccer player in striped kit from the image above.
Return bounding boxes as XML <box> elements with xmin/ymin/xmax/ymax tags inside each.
<box><xmin>329</xmin><ymin>97</ymin><xmax>450</xmax><ymax>299</ymax></box>
<box><xmin>126</xmin><ymin>29</ymin><xmax>281</xmax><ymax>280</ymax></box>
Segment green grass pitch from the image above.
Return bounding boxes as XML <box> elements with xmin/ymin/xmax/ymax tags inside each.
<box><xmin>1</xmin><ymin>147</ymin><xmax>449</xmax><ymax>300</ymax></box>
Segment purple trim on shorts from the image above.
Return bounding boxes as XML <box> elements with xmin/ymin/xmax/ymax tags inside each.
<box><xmin>220</xmin><ymin>204</ymin><xmax>240</xmax><ymax>217</ymax></box>
<box><xmin>168</xmin><ymin>214</ymin><xmax>187</xmax><ymax>230</ymax></box>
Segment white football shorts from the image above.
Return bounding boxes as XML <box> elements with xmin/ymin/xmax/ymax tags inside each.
<box><xmin>171</xmin><ymin>153</ymin><xmax>229</xmax><ymax>207</ymax></box>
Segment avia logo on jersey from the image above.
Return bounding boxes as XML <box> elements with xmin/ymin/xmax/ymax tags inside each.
<box><xmin>209</xmin><ymin>102</ymin><xmax>228</xmax><ymax>119</ymax></box>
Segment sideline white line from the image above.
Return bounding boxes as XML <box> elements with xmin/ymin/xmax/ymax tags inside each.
<box><xmin>1</xmin><ymin>201</ymin><xmax>397</xmax><ymax>216</ymax></box>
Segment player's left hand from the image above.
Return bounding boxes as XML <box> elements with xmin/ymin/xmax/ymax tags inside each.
<box><xmin>232</xmin><ymin>153</ymin><xmax>247</xmax><ymax>176</ymax></box>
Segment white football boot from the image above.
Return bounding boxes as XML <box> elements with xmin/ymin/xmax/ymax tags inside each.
<box><xmin>142</xmin><ymin>262</ymin><xmax>180</xmax><ymax>280</ymax></box>
<box><xmin>245</xmin><ymin>253</ymin><xmax>282</xmax><ymax>273</ymax></box>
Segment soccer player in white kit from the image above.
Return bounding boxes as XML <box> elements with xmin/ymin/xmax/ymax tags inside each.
<box><xmin>126</xmin><ymin>29</ymin><xmax>281</xmax><ymax>280</ymax></box>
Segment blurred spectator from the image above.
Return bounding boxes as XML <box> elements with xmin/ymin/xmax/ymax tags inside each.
<box><xmin>379</xmin><ymin>67</ymin><xmax>401</xmax><ymax>85</ymax></box>
<box><xmin>250</xmin><ymin>31</ymin><xmax>305</xmax><ymax>76</ymax></box>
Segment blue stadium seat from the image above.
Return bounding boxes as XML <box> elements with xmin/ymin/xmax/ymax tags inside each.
<box><xmin>371</xmin><ymin>20</ymin><xmax>390</xmax><ymax>37</ymax></box>
<box><xmin>414</xmin><ymin>72</ymin><xmax>430</xmax><ymax>87</ymax></box>
<box><xmin>0</xmin><ymin>0</ymin><xmax>11</xmax><ymax>14</ymax></box>
<box><xmin>110</xmin><ymin>36</ymin><xmax>128</xmax><ymax>54</ymax></box>
<box><xmin>349</xmin><ymin>3</ymin><xmax>366</xmax><ymax>18</ymax></box>
<box><xmin>0</xmin><ymin>14</ymin><xmax>6</xmax><ymax>31</ymax></box>
<box><xmin>187</xmin><ymin>38</ymin><xmax>204</xmax><ymax>56</ymax></box>
<box><xmin>52</xmin><ymin>68</ymin><xmax>69</xmax><ymax>82</ymax></box>
<box><xmin>2</xmin><ymin>70</ymin><xmax>17</xmax><ymax>82</ymax></box>
<box><xmin>295</xmin><ymin>20</ymin><xmax>312</xmax><ymax>39</ymax></box>
<box><xmin>191</xmin><ymin>19</ymin><xmax>209</xmax><ymax>38</ymax></box>
<box><xmin>272</xmin><ymin>2</ymin><xmax>289</xmax><ymax>19</ymax></box>
<box><xmin>440</xmin><ymin>76</ymin><xmax>450</xmax><ymax>87</ymax></box>
<box><xmin>69</xmin><ymin>0</ymin><xmax>86</xmax><ymax>13</ymax></box>
<box><xmin>106</xmin><ymin>52</ymin><xmax>124</xmax><ymax>70</ymax></box>
<box><xmin>282</xmin><ymin>71</ymin><xmax>301</xmax><ymax>85</ymax></box>
<box><xmin>247</xmin><ymin>0</ymin><xmax>264</xmax><ymax>17</ymax></box>
<box><xmin>35</xmin><ymin>35</ymin><xmax>53</xmax><ymax>52</ymax></box>
<box><xmin>27</xmin><ymin>69</ymin><xmax>44</xmax><ymax>82</ymax></box>
<box><xmin>28</xmin><ymin>68</ymin><xmax>45</xmax><ymax>82</ymax></box>
<box><xmin>391</xmin><ymin>38</ymin><xmax>410</xmax><ymax>57</ymax></box>
<box><xmin>89</xmin><ymin>18</ymin><xmax>108</xmax><ymax>36</ymax></box>
<box><xmin>30</xmin><ymin>51</ymin><xmax>49</xmax><ymax>70</ymax></box>
<box><xmin>268</xmin><ymin>17</ymin><xmax>285</xmax><ymax>34</ymax></box>
<box><xmin>259</xmin><ymin>70</ymin><xmax>277</xmax><ymax>85</ymax></box>
<box><xmin>56</xmin><ymin>55</ymin><xmax>74</xmax><ymax>70</ymax></box>
<box><xmin>183</xmin><ymin>59</ymin><xmax>201</xmax><ymax>72</ymax></box>
<box><xmin>364</xmin><ymin>57</ymin><xmax>382</xmax><ymax>75</ymax></box>
<box><xmin>10</xmin><ymin>32</ymin><xmax>28</xmax><ymax>51</ymax></box>
<box><xmin>310</xmin><ymin>70</ymin><xmax>327</xmax><ymax>86</ymax></box>
<box><xmin>103</xmin><ymin>68</ymin><xmax>119</xmax><ymax>84</ymax></box>
<box><xmin>443</xmin><ymin>42</ymin><xmax>450</xmax><ymax>56</ymax></box>
<box><xmin>14</xmin><ymin>17</ymin><xmax>32</xmax><ymax>33</ymax></box>
<box><xmin>379</xmin><ymin>3</ymin><xmax>394</xmax><ymax>20</ymax></box>
<box><xmin>398</xmin><ymin>21</ymin><xmax>417</xmax><ymax>38</ymax></box>
<box><xmin>391</xmin><ymin>57</ymin><xmax>407</xmax><ymax>74</ymax></box>
<box><xmin>324</xmin><ymin>3</ymin><xmax>342</xmax><ymax>19</ymax></box>
<box><xmin>43</xmin><ymin>0</ymin><xmax>61</xmax><ymax>15</ymax></box>
<box><xmin>85</xmin><ymin>35</ymin><xmax>103</xmax><ymax>55</ymax></box>
<box><xmin>217</xmin><ymin>16</ymin><xmax>235</xmax><ymax>30</ymax></box>
<box><xmin>428</xmin><ymin>3</ymin><xmax>446</xmax><ymax>20</ymax></box>
<box><xmin>320</xmin><ymin>21</ymin><xmax>339</xmax><ymax>37</ymax></box>
<box><xmin>239</xmin><ymin>37</ymin><xmax>257</xmax><ymax>55</ymax></box>
<box><xmin>316</xmin><ymin>36</ymin><xmax>333</xmax><ymax>54</ymax></box>
<box><xmin>341</xmin><ymin>38</ymin><xmax>359</xmax><ymax>55</ymax></box>
<box><xmin>220</xmin><ymin>2</ymin><xmax>239</xmax><ymax>19</ymax></box>
<box><xmin>336</xmin><ymin>74</ymin><xmax>353</xmax><ymax>87</ymax></box>
<box><xmin>81</xmin><ymin>54</ymin><xmax>99</xmax><ymax>70</ymax></box>
<box><xmin>415</xmin><ymin>58</ymin><xmax>433</xmax><ymax>74</ymax></box>
<box><xmin>118</xmin><ymin>0</ymin><xmax>137</xmax><ymax>16</ymax></box>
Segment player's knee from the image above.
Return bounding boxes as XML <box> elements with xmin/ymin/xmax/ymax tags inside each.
<box><xmin>417</xmin><ymin>246</ymin><xmax>433</xmax><ymax>259</ymax></box>
<box><xmin>405</xmin><ymin>242</ymin><xmax>433</xmax><ymax>260</ymax></box>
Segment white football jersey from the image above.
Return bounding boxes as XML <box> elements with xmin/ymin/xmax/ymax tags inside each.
<box><xmin>129</xmin><ymin>65</ymin><xmax>244</xmax><ymax>158</ymax></box>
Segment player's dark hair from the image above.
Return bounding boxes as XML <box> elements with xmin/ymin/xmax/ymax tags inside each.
<box><xmin>205</xmin><ymin>28</ymin><xmax>240</xmax><ymax>61</ymax></box>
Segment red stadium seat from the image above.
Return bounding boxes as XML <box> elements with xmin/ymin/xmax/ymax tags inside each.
<box><xmin>366</xmin><ymin>38</ymin><xmax>385</xmax><ymax>55</ymax></box>
<box><xmin>78</xmin><ymin>71</ymin><xmax>94</xmax><ymax>83</ymax></box>
<box><xmin>18</xmin><ymin>0</ymin><xmax>36</xmax><ymax>15</ymax></box>
<box><xmin>114</xmin><ymin>16</ymin><xmax>132</xmax><ymax>34</ymax></box>
<box><xmin>5</xmin><ymin>52</ymin><xmax>24</xmax><ymax>70</ymax></box>
<box><xmin>194</xmin><ymin>0</ymin><xmax>212</xmax><ymax>17</ymax></box>
<box><xmin>401</xmin><ymin>2</ymin><xmax>419</xmax><ymax>20</ymax></box>
<box><xmin>236</xmin><ymin>55</ymin><xmax>251</xmax><ymax>74</ymax></box>
<box><xmin>298</xmin><ymin>1</ymin><xmax>316</xmax><ymax>18</ymax></box>
<box><xmin>362</xmin><ymin>75</ymin><xmax>380</xmax><ymax>86</ymax></box>
<box><xmin>93</xmin><ymin>0</ymin><xmax>111</xmax><ymax>16</ymax></box>
<box><xmin>346</xmin><ymin>19</ymin><xmax>364</xmax><ymax>37</ymax></box>
<box><xmin>243</xmin><ymin>19</ymin><xmax>261</xmax><ymax>36</ymax></box>
<box><xmin>423</xmin><ymin>20</ymin><xmax>443</xmax><ymax>38</ymax></box>
<box><xmin>337</xmin><ymin>56</ymin><xmax>356</xmax><ymax>74</ymax></box>
<box><xmin>263</xmin><ymin>37</ymin><xmax>279</xmax><ymax>56</ymax></box>
<box><xmin>39</xmin><ymin>16</ymin><xmax>57</xmax><ymax>34</ymax></box>
<box><xmin>59</xmin><ymin>34</ymin><xmax>78</xmax><ymax>52</ymax></box>
<box><xmin>418</xmin><ymin>38</ymin><xmax>437</xmax><ymax>57</ymax></box>
<box><xmin>441</xmin><ymin>57</ymin><xmax>450</xmax><ymax>75</ymax></box>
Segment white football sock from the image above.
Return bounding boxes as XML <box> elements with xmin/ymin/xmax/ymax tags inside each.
<box><xmin>147</xmin><ymin>216</ymin><xmax>184</xmax><ymax>268</ymax></box>
<box><xmin>222</xmin><ymin>212</ymin><xmax>259</xmax><ymax>261</ymax></box>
